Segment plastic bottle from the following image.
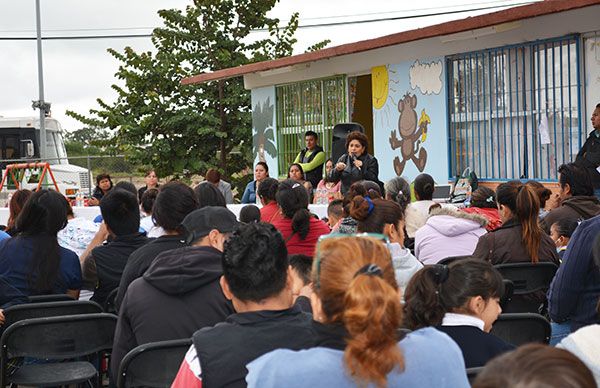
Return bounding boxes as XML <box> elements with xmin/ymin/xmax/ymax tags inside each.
<box><xmin>76</xmin><ymin>190</ymin><xmax>84</xmax><ymax>207</ymax></box>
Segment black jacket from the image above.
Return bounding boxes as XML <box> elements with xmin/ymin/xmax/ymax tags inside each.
<box><xmin>329</xmin><ymin>152</ymin><xmax>381</xmax><ymax>195</ymax></box>
<box><xmin>576</xmin><ymin>130</ymin><xmax>600</xmax><ymax>189</ymax></box>
<box><xmin>435</xmin><ymin>325</ymin><xmax>514</xmax><ymax>368</ymax></box>
<box><xmin>193</xmin><ymin>305</ymin><xmax>314</xmax><ymax>388</ymax></box>
<box><xmin>90</xmin><ymin>232</ymin><xmax>148</xmax><ymax>306</ymax></box>
<box><xmin>297</xmin><ymin>145</ymin><xmax>325</xmax><ymax>189</ymax></box>
<box><xmin>110</xmin><ymin>245</ymin><xmax>234</xmax><ymax>384</ymax></box>
<box><xmin>114</xmin><ymin>234</ymin><xmax>186</xmax><ymax>311</ymax></box>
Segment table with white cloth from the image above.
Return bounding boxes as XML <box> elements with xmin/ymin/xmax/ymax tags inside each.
<box><xmin>0</xmin><ymin>204</ymin><xmax>329</xmax><ymax>225</ymax></box>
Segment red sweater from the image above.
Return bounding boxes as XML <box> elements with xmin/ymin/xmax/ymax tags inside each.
<box><xmin>272</xmin><ymin>216</ymin><xmax>330</xmax><ymax>256</ymax></box>
<box><xmin>260</xmin><ymin>202</ymin><xmax>284</xmax><ymax>224</ymax></box>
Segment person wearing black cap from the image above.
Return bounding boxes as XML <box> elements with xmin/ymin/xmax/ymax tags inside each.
<box><xmin>110</xmin><ymin>206</ymin><xmax>237</xmax><ymax>385</ymax></box>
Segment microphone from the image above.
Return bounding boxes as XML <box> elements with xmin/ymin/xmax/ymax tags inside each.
<box><xmin>350</xmin><ymin>153</ymin><xmax>361</xmax><ymax>170</ymax></box>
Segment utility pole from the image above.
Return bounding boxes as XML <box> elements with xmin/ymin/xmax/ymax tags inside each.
<box><xmin>32</xmin><ymin>0</ymin><xmax>50</xmax><ymax>160</ymax></box>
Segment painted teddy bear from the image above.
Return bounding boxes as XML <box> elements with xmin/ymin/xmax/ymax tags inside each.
<box><xmin>389</xmin><ymin>93</ymin><xmax>429</xmax><ymax>176</ymax></box>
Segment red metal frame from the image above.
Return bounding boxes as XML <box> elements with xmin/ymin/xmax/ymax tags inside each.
<box><xmin>0</xmin><ymin>162</ymin><xmax>60</xmax><ymax>192</ymax></box>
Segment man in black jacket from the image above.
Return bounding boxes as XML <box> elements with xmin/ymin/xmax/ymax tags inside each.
<box><xmin>110</xmin><ymin>206</ymin><xmax>238</xmax><ymax>384</ymax></box>
<box><xmin>171</xmin><ymin>223</ymin><xmax>315</xmax><ymax>388</ymax></box>
<box><xmin>80</xmin><ymin>189</ymin><xmax>148</xmax><ymax>307</ymax></box>
<box><xmin>576</xmin><ymin>103</ymin><xmax>600</xmax><ymax>198</ymax></box>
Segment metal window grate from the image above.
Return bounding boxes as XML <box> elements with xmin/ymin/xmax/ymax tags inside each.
<box><xmin>275</xmin><ymin>76</ymin><xmax>346</xmax><ymax>177</ymax></box>
<box><xmin>447</xmin><ymin>35</ymin><xmax>582</xmax><ymax>181</ymax></box>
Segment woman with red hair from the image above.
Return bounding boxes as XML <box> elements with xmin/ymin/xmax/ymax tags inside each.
<box><xmin>246</xmin><ymin>236</ymin><xmax>468</xmax><ymax>387</ymax></box>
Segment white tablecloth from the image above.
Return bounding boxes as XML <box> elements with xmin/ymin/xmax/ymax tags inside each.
<box><xmin>0</xmin><ymin>204</ymin><xmax>329</xmax><ymax>225</ymax></box>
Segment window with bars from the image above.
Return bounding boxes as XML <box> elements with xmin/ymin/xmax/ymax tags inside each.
<box><xmin>447</xmin><ymin>35</ymin><xmax>583</xmax><ymax>181</ymax></box>
<box><xmin>275</xmin><ymin>76</ymin><xmax>346</xmax><ymax>177</ymax></box>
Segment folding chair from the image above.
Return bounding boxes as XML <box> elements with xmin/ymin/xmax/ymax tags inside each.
<box><xmin>104</xmin><ymin>288</ymin><xmax>119</xmax><ymax>314</ymax></box>
<box><xmin>500</xmin><ymin>279</ymin><xmax>514</xmax><ymax>310</ymax></box>
<box><xmin>27</xmin><ymin>294</ymin><xmax>75</xmax><ymax>303</ymax></box>
<box><xmin>0</xmin><ymin>313</ymin><xmax>117</xmax><ymax>387</ymax></box>
<box><xmin>494</xmin><ymin>262</ymin><xmax>558</xmax><ymax>313</ymax></box>
<box><xmin>490</xmin><ymin>313</ymin><xmax>551</xmax><ymax>346</ymax></box>
<box><xmin>1</xmin><ymin>300</ymin><xmax>103</xmax><ymax>335</ymax></box>
<box><xmin>117</xmin><ymin>338</ymin><xmax>192</xmax><ymax>388</ymax></box>
<box><xmin>437</xmin><ymin>255</ymin><xmax>472</xmax><ymax>266</ymax></box>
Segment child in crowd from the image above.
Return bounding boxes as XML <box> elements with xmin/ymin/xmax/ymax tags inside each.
<box><xmin>239</xmin><ymin>204</ymin><xmax>261</xmax><ymax>224</ymax></box>
<box><xmin>246</xmin><ymin>236</ymin><xmax>469</xmax><ymax>387</ymax></box>
<box><xmin>288</xmin><ymin>254</ymin><xmax>313</xmax><ymax>312</ymax></box>
<box><xmin>403</xmin><ymin>259</ymin><xmax>513</xmax><ymax>368</ymax></box>
<box><xmin>326</xmin><ymin>199</ymin><xmax>343</xmax><ymax>230</ymax></box>
<box><xmin>550</xmin><ymin>219</ymin><xmax>579</xmax><ymax>260</ymax></box>
<box><xmin>462</xmin><ymin>186</ymin><xmax>502</xmax><ymax>231</ymax></box>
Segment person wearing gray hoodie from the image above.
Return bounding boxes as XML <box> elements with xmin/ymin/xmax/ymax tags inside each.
<box><xmin>415</xmin><ymin>207</ymin><xmax>488</xmax><ymax>265</ymax></box>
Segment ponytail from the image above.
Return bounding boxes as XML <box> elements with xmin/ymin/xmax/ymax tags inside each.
<box><xmin>343</xmin><ymin>270</ymin><xmax>404</xmax><ymax>387</ymax></box>
<box><xmin>316</xmin><ymin>237</ymin><xmax>404</xmax><ymax>387</ymax></box>
<box><xmin>402</xmin><ymin>265</ymin><xmax>448</xmax><ymax>330</ymax></box>
<box><xmin>403</xmin><ymin>259</ymin><xmax>504</xmax><ymax>330</ymax></box>
<box><xmin>276</xmin><ymin>179</ymin><xmax>311</xmax><ymax>240</ymax></box>
<box><xmin>291</xmin><ymin>208</ymin><xmax>311</xmax><ymax>240</ymax></box>
<box><xmin>516</xmin><ymin>185</ymin><xmax>541</xmax><ymax>263</ymax></box>
<box><xmin>497</xmin><ymin>181</ymin><xmax>542</xmax><ymax>263</ymax></box>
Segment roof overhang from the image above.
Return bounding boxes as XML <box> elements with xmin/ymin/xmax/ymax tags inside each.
<box><xmin>182</xmin><ymin>0</ymin><xmax>600</xmax><ymax>86</ymax></box>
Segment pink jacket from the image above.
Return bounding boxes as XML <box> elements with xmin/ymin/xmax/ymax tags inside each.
<box><xmin>415</xmin><ymin>207</ymin><xmax>488</xmax><ymax>265</ymax></box>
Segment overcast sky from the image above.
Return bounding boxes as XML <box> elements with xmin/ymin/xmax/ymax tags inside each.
<box><xmin>0</xmin><ymin>0</ymin><xmax>538</xmax><ymax>132</ymax></box>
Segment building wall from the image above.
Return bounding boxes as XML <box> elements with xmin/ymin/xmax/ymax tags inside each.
<box><xmin>585</xmin><ymin>35</ymin><xmax>600</xmax><ymax>128</ymax></box>
<box><xmin>250</xmin><ymin>86</ymin><xmax>279</xmax><ymax>178</ymax></box>
<box><xmin>372</xmin><ymin>57</ymin><xmax>450</xmax><ymax>185</ymax></box>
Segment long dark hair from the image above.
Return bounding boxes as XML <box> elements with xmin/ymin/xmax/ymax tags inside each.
<box><xmin>276</xmin><ymin>179</ymin><xmax>310</xmax><ymax>239</ymax></box>
<box><xmin>496</xmin><ymin>181</ymin><xmax>542</xmax><ymax>262</ymax></box>
<box><xmin>15</xmin><ymin>190</ymin><xmax>69</xmax><ymax>293</ymax></box>
<box><xmin>403</xmin><ymin>258</ymin><xmax>504</xmax><ymax>330</ymax></box>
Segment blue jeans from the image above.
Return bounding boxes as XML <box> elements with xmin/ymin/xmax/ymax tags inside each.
<box><xmin>550</xmin><ymin>321</ymin><xmax>571</xmax><ymax>346</ymax></box>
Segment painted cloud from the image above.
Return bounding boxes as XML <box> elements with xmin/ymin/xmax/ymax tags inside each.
<box><xmin>409</xmin><ymin>60</ymin><xmax>443</xmax><ymax>95</ymax></box>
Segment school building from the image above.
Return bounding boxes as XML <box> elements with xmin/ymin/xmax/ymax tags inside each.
<box><xmin>184</xmin><ymin>0</ymin><xmax>600</xmax><ymax>189</ymax></box>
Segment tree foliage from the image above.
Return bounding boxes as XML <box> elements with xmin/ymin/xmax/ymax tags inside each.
<box><xmin>67</xmin><ymin>0</ymin><xmax>328</xmax><ymax>179</ymax></box>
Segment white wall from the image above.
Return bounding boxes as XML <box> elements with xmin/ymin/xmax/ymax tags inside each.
<box><xmin>585</xmin><ymin>35</ymin><xmax>600</xmax><ymax>132</ymax></box>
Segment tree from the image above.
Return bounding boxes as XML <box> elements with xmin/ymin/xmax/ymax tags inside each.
<box><xmin>67</xmin><ymin>1</ymin><xmax>328</xmax><ymax>179</ymax></box>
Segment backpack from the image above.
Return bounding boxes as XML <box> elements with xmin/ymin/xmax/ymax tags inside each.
<box><xmin>450</xmin><ymin>167</ymin><xmax>478</xmax><ymax>204</ymax></box>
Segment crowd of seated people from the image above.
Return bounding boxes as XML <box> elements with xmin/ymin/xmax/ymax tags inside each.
<box><xmin>2</xmin><ymin>135</ymin><xmax>600</xmax><ymax>387</ymax></box>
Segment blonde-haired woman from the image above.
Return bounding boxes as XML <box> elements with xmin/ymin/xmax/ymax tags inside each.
<box><xmin>246</xmin><ymin>236</ymin><xmax>469</xmax><ymax>388</ymax></box>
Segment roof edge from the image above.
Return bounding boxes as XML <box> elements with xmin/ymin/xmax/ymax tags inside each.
<box><xmin>182</xmin><ymin>0</ymin><xmax>600</xmax><ymax>85</ymax></box>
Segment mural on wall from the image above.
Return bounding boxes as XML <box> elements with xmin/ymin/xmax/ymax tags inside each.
<box><xmin>252</xmin><ymin>97</ymin><xmax>276</xmax><ymax>162</ymax></box>
<box><xmin>251</xmin><ymin>87</ymin><xmax>278</xmax><ymax>177</ymax></box>
<box><xmin>389</xmin><ymin>93</ymin><xmax>429</xmax><ymax>175</ymax></box>
<box><xmin>372</xmin><ymin>58</ymin><xmax>448</xmax><ymax>184</ymax></box>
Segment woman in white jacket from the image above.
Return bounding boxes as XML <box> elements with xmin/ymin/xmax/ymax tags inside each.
<box><xmin>348</xmin><ymin>195</ymin><xmax>422</xmax><ymax>293</ymax></box>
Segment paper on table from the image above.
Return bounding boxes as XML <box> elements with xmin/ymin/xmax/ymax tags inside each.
<box><xmin>539</xmin><ymin>115</ymin><xmax>551</xmax><ymax>145</ymax></box>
